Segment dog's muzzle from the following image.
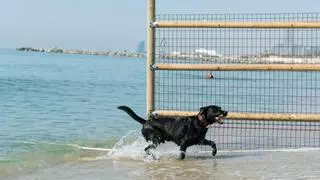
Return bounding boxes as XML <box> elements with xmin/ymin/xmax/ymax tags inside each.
<box><xmin>215</xmin><ymin>111</ymin><xmax>228</xmax><ymax>124</ymax></box>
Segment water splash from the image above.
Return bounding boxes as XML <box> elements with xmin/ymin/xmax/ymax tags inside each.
<box><xmin>106</xmin><ymin>130</ymin><xmax>181</xmax><ymax>161</ymax></box>
<box><xmin>107</xmin><ymin>130</ymin><xmax>152</xmax><ymax>161</ymax></box>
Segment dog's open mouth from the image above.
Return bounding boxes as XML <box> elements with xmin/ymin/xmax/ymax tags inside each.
<box><xmin>215</xmin><ymin>114</ymin><xmax>224</xmax><ymax>124</ymax></box>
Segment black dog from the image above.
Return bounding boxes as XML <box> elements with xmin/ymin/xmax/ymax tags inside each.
<box><xmin>118</xmin><ymin>105</ymin><xmax>228</xmax><ymax>160</ymax></box>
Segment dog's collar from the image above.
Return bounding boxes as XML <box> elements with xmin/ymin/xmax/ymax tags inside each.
<box><xmin>197</xmin><ymin>114</ymin><xmax>209</xmax><ymax>127</ymax></box>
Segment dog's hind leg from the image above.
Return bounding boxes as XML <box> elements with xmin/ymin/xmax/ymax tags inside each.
<box><xmin>179</xmin><ymin>146</ymin><xmax>187</xmax><ymax>160</ymax></box>
<box><xmin>179</xmin><ymin>139</ymin><xmax>195</xmax><ymax>160</ymax></box>
<box><xmin>201</xmin><ymin>139</ymin><xmax>217</xmax><ymax>156</ymax></box>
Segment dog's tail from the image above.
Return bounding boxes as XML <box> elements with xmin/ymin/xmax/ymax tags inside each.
<box><xmin>117</xmin><ymin>106</ymin><xmax>147</xmax><ymax>125</ymax></box>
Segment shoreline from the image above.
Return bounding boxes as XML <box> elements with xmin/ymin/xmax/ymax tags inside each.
<box><xmin>16</xmin><ymin>47</ymin><xmax>145</xmax><ymax>58</ymax></box>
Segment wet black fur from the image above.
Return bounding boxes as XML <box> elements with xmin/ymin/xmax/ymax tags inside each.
<box><xmin>118</xmin><ymin>105</ymin><xmax>228</xmax><ymax>160</ymax></box>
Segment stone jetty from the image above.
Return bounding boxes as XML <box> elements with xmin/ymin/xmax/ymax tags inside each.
<box><xmin>16</xmin><ymin>47</ymin><xmax>145</xmax><ymax>58</ymax></box>
<box><xmin>16</xmin><ymin>47</ymin><xmax>320</xmax><ymax>64</ymax></box>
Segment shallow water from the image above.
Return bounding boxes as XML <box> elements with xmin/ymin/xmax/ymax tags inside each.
<box><xmin>0</xmin><ymin>49</ymin><xmax>146</xmax><ymax>177</ymax></box>
<box><xmin>1</xmin><ymin>48</ymin><xmax>320</xmax><ymax>179</ymax></box>
<box><xmin>4</xmin><ymin>129</ymin><xmax>320</xmax><ymax>179</ymax></box>
<box><xmin>7</xmin><ymin>149</ymin><xmax>320</xmax><ymax>180</ymax></box>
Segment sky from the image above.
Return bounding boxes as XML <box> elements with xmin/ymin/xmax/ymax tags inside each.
<box><xmin>0</xmin><ymin>0</ymin><xmax>319</xmax><ymax>51</ymax></box>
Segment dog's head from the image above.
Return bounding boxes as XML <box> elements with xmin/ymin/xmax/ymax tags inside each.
<box><xmin>198</xmin><ymin>105</ymin><xmax>228</xmax><ymax>125</ymax></box>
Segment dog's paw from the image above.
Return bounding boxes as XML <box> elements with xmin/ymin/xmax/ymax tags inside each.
<box><xmin>179</xmin><ymin>151</ymin><xmax>186</xmax><ymax>160</ymax></box>
<box><xmin>212</xmin><ymin>148</ymin><xmax>217</xmax><ymax>156</ymax></box>
<box><xmin>144</xmin><ymin>149</ymin><xmax>159</xmax><ymax>160</ymax></box>
<box><xmin>144</xmin><ymin>153</ymin><xmax>159</xmax><ymax>160</ymax></box>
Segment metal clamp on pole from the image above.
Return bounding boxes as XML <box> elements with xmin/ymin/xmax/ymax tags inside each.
<box><xmin>147</xmin><ymin>111</ymin><xmax>158</xmax><ymax>120</ymax></box>
<box><xmin>149</xmin><ymin>21</ymin><xmax>159</xmax><ymax>28</ymax></box>
<box><xmin>151</xmin><ymin>111</ymin><xmax>159</xmax><ymax>119</ymax></box>
<box><xmin>149</xmin><ymin>64</ymin><xmax>158</xmax><ymax>70</ymax></box>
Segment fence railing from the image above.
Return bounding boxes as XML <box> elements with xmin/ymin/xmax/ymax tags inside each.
<box><xmin>147</xmin><ymin>0</ymin><xmax>320</xmax><ymax>150</ymax></box>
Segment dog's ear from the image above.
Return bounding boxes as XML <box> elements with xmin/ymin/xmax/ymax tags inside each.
<box><xmin>199</xmin><ymin>106</ymin><xmax>209</xmax><ymax>115</ymax></box>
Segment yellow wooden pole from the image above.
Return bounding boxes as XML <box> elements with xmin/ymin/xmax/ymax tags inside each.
<box><xmin>155</xmin><ymin>63</ymin><xmax>320</xmax><ymax>71</ymax></box>
<box><xmin>156</xmin><ymin>110</ymin><xmax>320</xmax><ymax>122</ymax></box>
<box><xmin>146</xmin><ymin>0</ymin><xmax>156</xmax><ymax>117</ymax></box>
<box><xmin>156</xmin><ymin>21</ymin><xmax>320</xmax><ymax>28</ymax></box>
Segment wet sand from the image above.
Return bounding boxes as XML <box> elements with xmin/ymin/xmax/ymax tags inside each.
<box><xmin>6</xmin><ymin>149</ymin><xmax>320</xmax><ymax>180</ymax></box>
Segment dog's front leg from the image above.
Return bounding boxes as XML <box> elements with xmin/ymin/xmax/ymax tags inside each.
<box><xmin>144</xmin><ymin>144</ymin><xmax>156</xmax><ymax>153</ymax></box>
<box><xmin>201</xmin><ymin>139</ymin><xmax>217</xmax><ymax>156</ymax></box>
<box><xmin>144</xmin><ymin>138</ymin><xmax>160</xmax><ymax>159</ymax></box>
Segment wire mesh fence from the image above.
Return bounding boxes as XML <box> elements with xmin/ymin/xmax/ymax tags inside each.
<box><xmin>152</xmin><ymin>13</ymin><xmax>320</xmax><ymax>150</ymax></box>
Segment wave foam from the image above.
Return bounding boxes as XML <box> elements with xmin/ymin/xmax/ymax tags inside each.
<box><xmin>105</xmin><ymin>130</ymin><xmax>181</xmax><ymax>161</ymax></box>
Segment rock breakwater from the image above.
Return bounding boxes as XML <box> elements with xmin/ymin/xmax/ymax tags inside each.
<box><xmin>16</xmin><ymin>47</ymin><xmax>145</xmax><ymax>58</ymax></box>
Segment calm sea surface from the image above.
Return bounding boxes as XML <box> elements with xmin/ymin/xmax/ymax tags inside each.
<box><xmin>0</xmin><ymin>49</ymin><xmax>146</xmax><ymax>176</ymax></box>
<box><xmin>1</xmin><ymin>48</ymin><xmax>320</xmax><ymax>179</ymax></box>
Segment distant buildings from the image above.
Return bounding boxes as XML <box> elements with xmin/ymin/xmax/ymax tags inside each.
<box><xmin>271</xmin><ymin>44</ymin><xmax>320</xmax><ymax>57</ymax></box>
<box><xmin>137</xmin><ymin>40</ymin><xmax>145</xmax><ymax>53</ymax></box>
<box><xmin>169</xmin><ymin>48</ymin><xmax>221</xmax><ymax>57</ymax></box>
<box><xmin>269</xmin><ymin>29</ymin><xmax>320</xmax><ymax>57</ymax></box>
<box><xmin>194</xmin><ymin>48</ymin><xmax>221</xmax><ymax>57</ymax></box>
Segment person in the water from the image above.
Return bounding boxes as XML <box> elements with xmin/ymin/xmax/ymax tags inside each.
<box><xmin>206</xmin><ymin>72</ymin><xmax>214</xmax><ymax>79</ymax></box>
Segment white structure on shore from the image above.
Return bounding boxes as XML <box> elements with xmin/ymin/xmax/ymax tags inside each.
<box><xmin>194</xmin><ymin>48</ymin><xmax>221</xmax><ymax>57</ymax></box>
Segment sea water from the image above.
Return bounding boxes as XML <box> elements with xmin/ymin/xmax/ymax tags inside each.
<box><xmin>1</xmin><ymin>48</ymin><xmax>320</xmax><ymax>179</ymax></box>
